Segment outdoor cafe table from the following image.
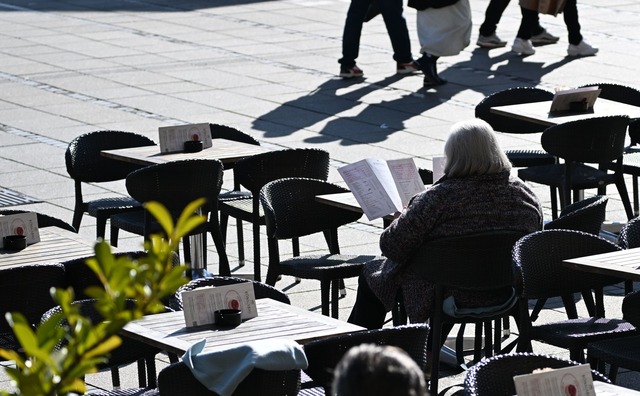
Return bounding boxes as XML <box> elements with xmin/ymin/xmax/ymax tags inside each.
<box><xmin>100</xmin><ymin>138</ymin><xmax>270</xmax><ymax>167</ymax></box>
<box><xmin>0</xmin><ymin>227</ymin><xmax>102</xmax><ymax>269</ymax></box>
<box><xmin>563</xmin><ymin>247</ymin><xmax>640</xmax><ymax>282</ymax></box>
<box><xmin>121</xmin><ymin>298</ymin><xmax>365</xmax><ymax>356</ymax></box>
<box><xmin>101</xmin><ymin>138</ymin><xmax>270</xmax><ymax>276</ymax></box>
<box><xmin>490</xmin><ymin>98</ymin><xmax>640</xmax><ymax>128</ymax></box>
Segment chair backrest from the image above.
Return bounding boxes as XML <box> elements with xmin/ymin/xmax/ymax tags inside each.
<box><xmin>209</xmin><ymin>124</ymin><xmax>260</xmax><ymax>146</ymax></box>
<box><xmin>618</xmin><ymin>216</ymin><xmax>640</xmax><ymax>249</ymax></box>
<box><xmin>544</xmin><ymin>195</ymin><xmax>608</xmax><ymax>235</ymax></box>
<box><xmin>475</xmin><ymin>87</ymin><xmax>554</xmax><ymax>134</ymax></box>
<box><xmin>579</xmin><ymin>83</ymin><xmax>640</xmax><ymax>107</ymax></box>
<box><xmin>512</xmin><ymin>229</ymin><xmax>622</xmax><ymax>300</ymax></box>
<box><xmin>169</xmin><ymin>276</ymin><xmax>290</xmax><ymax>311</ymax></box>
<box><xmin>464</xmin><ymin>352</ymin><xmax>609</xmax><ymax>396</ymax></box>
<box><xmin>125</xmin><ymin>159</ymin><xmax>224</xmax><ymax>213</ymax></box>
<box><xmin>65</xmin><ymin>130</ymin><xmax>155</xmax><ymax>183</ymax></box>
<box><xmin>233</xmin><ymin>148</ymin><xmax>330</xmax><ymax>193</ymax></box>
<box><xmin>157</xmin><ymin>360</ymin><xmax>300</xmax><ymax>396</ymax></box>
<box><xmin>541</xmin><ymin>116</ymin><xmax>630</xmax><ymax>164</ymax></box>
<box><xmin>0</xmin><ymin>210</ymin><xmax>76</xmax><ymax>233</ymax></box>
<box><xmin>406</xmin><ymin>231</ymin><xmax>526</xmax><ymax>290</ymax></box>
<box><xmin>302</xmin><ymin>324</ymin><xmax>429</xmax><ymax>391</ymax></box>
<box><xmin>63</xmin><ymin>251</ymin><xmax>150</xmax><ymax>300</ymax></box>
<box><xmin>0</xmin><ymin>263</ymin><xmax>66</xmax><ymax>332</ymax></box>
<box><xmin>260</xmin><ymin>177</ymin><xmax>363</xmax><ymax>241</ymax></box>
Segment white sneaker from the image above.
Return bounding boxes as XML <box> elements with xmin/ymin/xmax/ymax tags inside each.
<box><xmin>512</xmin><ymin>38</ymin><xmax>535</xmax><ymax>55</ymax></box>
<box><xmin>567</xmin><ymin>40</ymin><xmax>599</xmax><ymax>56</ymax></box>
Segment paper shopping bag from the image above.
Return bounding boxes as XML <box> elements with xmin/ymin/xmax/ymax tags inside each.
<box><xmin>538</xmin><ymin>0</ymin><xmax>566</xmax><ymax>15</ymax></box>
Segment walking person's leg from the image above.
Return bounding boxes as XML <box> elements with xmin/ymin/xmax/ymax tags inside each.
<box><xmin>564</xmin><ymin>0</ymin><xmax>598</xmax><ymax>56</ymax></box>
<box><xmin>478</xmin><ymin>0</ymin><xmax>510</xmax><ymax>48</ymax></box>
<box><xmin>377</xmin><ymin>0</ymin><xmax>418</xmax><ymax>73</ymax></box>
<box><xmin>339</xmin><ymin>0</ymin><xmax>372</xmax><ymax>78</ymax></box>
<box><xmin>512</xmin><ymin>6</ymin><xmax>538</xmax><ymax>55</ymax></box>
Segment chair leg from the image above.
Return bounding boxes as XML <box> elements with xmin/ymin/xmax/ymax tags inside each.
<box><xmin>111</xmin><ymin>367</ymin><xmax>121</xmax><ymax>389</ymax></box>
<box><xmin>146</xmin><ymin>356</ymin><xmax>157</xmax><ymax>388</ymax></box>
<box><xmin>110</xmin><ymin>225</ymin><xmax>120</xmax><ymax>247</ymax></box>
<box><xmin>253</xmin><ymin>221</ymin><xmax>261</xmax><ymax>282</ymax></box>
<box><xmin>616</xmin><ymin>176</ymin><xmax>635</xmax><ymax>220</ymax></box>
<box><xmin>320</xmin><ymin>280</ymin><xmax>331</xmax><ymax>317</ymax></box>
<box><xmin>96</xmin><ymin>214</ymin><xmax>108</xmax><ymax>240</ymax></box>
<box><xmin>530</xmin><ymin>298</ymin><xmax>546</xmax><ymax>322</ymax></box>
<box><xmin>210</xmin><ymin>221</ymin><xmax>231</xmax><ymax>276</ymax></box>
<box><xmin>634</xmin><ymin>176</ymin><xmax>639</xmax><ymax>217</ymax></box>
<box><xmin>331</xmin><ymin>279</ymin><xmax>340</xmax><ymax>319</ymax></box>
<box><xmin>625</xmin><ymin>280</ymin><xmax>634</xmax><ymax>294</ymax></box>
<box><xmin>236</xmin><ymin>219</ymin><xmax>245</xmax><ymax>266</ymax></box>
<box><xmin>136</xmin><ymin>359</ymin><xmax>146</xmax><ymax>388</ymax></box>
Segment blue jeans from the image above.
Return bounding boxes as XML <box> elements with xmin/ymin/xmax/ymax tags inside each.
<box><xmin>339</xmin><ymin>0</ymin><xmax>412</xmax><ymax>68</ymax></box>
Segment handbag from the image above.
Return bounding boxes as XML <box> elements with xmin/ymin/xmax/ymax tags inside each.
<box><xmin>408</xmin><ymin>0</ymin><xmax>459</xmax><ymax>12</ymax></box>
<box><xmin>519</xmin><ymin>0</ymin><xmax>566</xmax><ymax>16</ymax></box>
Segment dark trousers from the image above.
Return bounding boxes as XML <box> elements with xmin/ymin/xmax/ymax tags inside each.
<box><xmin>517</xmin><ymin>0</ymin><xmax>581</xmax><ymax>44</ymax></box>
<box><xmin>339</xmin><ymin>0</ymin><xmax>412</xmax><ymax>67</ymax></box>
<box><xmin>347</xmin><ymin>274</ymin><xmax>388</xmax><ymax>330</ymax></box>
<box><xmin>480</xmin><ymin>0</ymin><xmax>544</xmax><ymax>37</ymax></box>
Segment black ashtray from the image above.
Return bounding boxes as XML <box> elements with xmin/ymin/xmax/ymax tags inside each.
<box><xmin>184</xmin><ymin>140</ymin><xmax>203</xmax><ymax>153</ymax></box>
<box><xmin>214</xmin><ymin>309</ymin><xmax>242</xmax><ymax>327</ymax></box>
<box><xmin>569</xmin><ymin>101</ymin><xmax>589</xmax><ymax>112</ymax></box>
<box><xmin>3</xmin><ymin>235</ymin><xmax>26</xmax><ymax>251</ymax></box>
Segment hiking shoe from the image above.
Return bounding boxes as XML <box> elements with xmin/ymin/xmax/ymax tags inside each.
<box><xmin>339</xmin><ymin>65</ymin><xmax>364</xmax><ymax>78</ymax></box>
<box><xmin>530</xmin><ymin>29</ymin><xmax>560</xmax><ymax>46</ymax></box>
<box><xmin>567</xmin><ymin>40</ymin><xmax>599</xmax><ymax>56</ymax></box>
<box><xmin>397</xmin><ymin>61</ymin><xmax>421</xmax><ymax>74</ymax></box>
<box><xmin>477</xmin><ymin>33</ymin><xmax>507</xmax><ymax>48</ymax></box>
<box><xmin>512</xmin><ymin>38</ymin><xmax>535</xmax><ymax>55</ymax></box>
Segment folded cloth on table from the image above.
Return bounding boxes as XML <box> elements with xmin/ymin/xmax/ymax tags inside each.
<box><xmin>182</xmin><ymin>338</ymin><xmax>308</xmax><ymax>396</ymax></box>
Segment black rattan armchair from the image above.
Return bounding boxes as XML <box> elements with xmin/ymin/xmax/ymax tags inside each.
<box><xmin>464</xmin><ymin>352</ymin><xmax>610</xmax><ymax>396</ymax></box>
<box><xmin>406</xmin><ymin>231</ymin><xmax>526</xmax><ymax>395</ymax></box>
<box><xmin>65</xmin><ymin>130</ymin><xmax>155</xmax><ymax>238</ymax></box>
<box><xmin>518</xmin><ymin>116</ymin><xmax>633</xmax><ymax>219</ymax></box>
<box><xmin>109</xmin><ymin>159</ymin><xmax>230</xmax><ymax>275</ymax></box>
<box><xmin>219</xmin><ymin>148</ymin><xmax>330</xmax><ymax>282</ymax></box>
<box><xmin>513</xmin><ymin>229</ymin><xmax>637</xmax><ymax>362</ymax></box>
<box><xmin>260</xmin><ymin>177</ymin><xmax>379</xmax><ymax>318</ymax></box>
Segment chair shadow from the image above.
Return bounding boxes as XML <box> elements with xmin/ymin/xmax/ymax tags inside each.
<box><xmin>253</xmin><ymin>47</ymin><xmax>578</xmax><ymax>146</ymax></box>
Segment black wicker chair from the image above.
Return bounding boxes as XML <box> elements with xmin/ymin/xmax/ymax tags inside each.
<box><xmin>0</xmin><ymin>264</ymin><xmax>66</xmax><ymax>361</ymax></box>
<box><xmin>587</xmin><ymin>289</ymin><xmax>640</xmax><ymax>383</ymax></box>
<box><xmin>0</xmin><ymin>209</ymin><xmax>76</xmax><ymax>233</ymax></box>
<box><xmin>302</xmin><ymin>324</ymin><xmax>429</xmax><ymax>395</ymax></box>
<box><xmin>528</xmin><ymin>195</ymin><xmax>610</xmax><ymax>321</ymax></box>
<box><xmin>405</xmin><ymin>231</ymin><xmax>526</xmax><ymax>395</ymax></box>
<box><xmin>475</xmin><ymin>87</ymin><xmax>556</xmax><ymax>168</ymax></box>
<box><xmin>219</xmin><ymin>148</ymin><xmax>330</xmax><ymax>282</ymax></box>
<box><xmin>579</xmin><ymin>83</ymin><xmax>640</xmax><ymax>216</ymax></box>
<box><xmin>157</xmin><ymin>360</ymin><xmax>301</xmax><ymax>396</ymax></box>
<box><xmin>65</xmin><ymin>130</ymin><xmax>155</xmax><ymax>238</ymax></box>
<box><xmin>41</xmin><ymin>299</ymin><xmax>164</xmax><ymax>389</ymax></box>
<box><xmin>464</xmin><ymin>352</ymin><xmax>610</xmax><ymax>396</ymax></box>
<box><xmin>169</xmin><ymin>276</ymin><xmax>291</xmax><ymax>311</ymax></box>
<box><xmin>109</xmin><ymin>159</ymin><xmax>230</xmax><ymax>275</ymax></box>
<box><xmin>518</xmin><ymin>116</ymin><xmax>634</xmax><ymax>220</ymax></box>
<box><xmin>619</xmin><ymin>216</ymin><xmax>640</xmax><ymax>250</ymax></box>
<box><xmin>513</xmin><ymin>230</ymin><xmax>637</xmax><ymax>362</ymax></box>
<box><xmin>260</xmin><ymin>177</ymin><xmax>379</xmax><ymax>319</ymax></box>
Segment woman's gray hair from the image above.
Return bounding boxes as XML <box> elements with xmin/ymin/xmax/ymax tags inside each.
<box><xmin>443</xmin><ymin>118</ymin><xmax>512</xmax><ymax>178</ymax></box>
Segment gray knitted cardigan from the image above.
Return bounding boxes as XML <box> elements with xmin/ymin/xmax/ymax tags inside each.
<box><xmin>363</xmin><ymin>170</ymin><xmax>543</xmax><ymax>323</ymax></box>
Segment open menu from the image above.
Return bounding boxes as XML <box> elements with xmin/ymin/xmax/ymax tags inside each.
<box><xmin>0</xmin><ymin>212</ymin><xmax>40</xmax><ymax>248</ymax></box>
<box><xmin>337</xmin><ymin>158</ymin><xmax>425</xmax><ymax>221</ymax></box>
<box><xmin>513</xmin><ymin>364</ymin><xmax>595</xmax><ymax>396</ymax></box>
<box><xmin>550</xmin><ymin>86</ymin><xmax>601</xmax><ymax>113</ymax></box>
<box><xmin>181</xmin><ymin>282</ymin><xmax>257</xmax><ymax>328</ymax></box>
<box><xmin>158</xmin><ymin>122</ymin><xmax>213</xmax><ymax>153</ymax></box>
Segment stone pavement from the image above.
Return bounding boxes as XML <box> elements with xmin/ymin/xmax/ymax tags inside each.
<box><xmin>1</xmin><ymin>0</ymin><xmax>640</xmax><ymax>393</ymax></box>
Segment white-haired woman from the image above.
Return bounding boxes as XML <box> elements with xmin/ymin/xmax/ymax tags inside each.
<box><xmin>348</xmin><ymin>119</ymin><xmax>543</xmax><ymax>329</ymax></box>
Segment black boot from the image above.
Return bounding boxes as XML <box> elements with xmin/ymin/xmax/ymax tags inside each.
<box><xmin>419</xmin><ymin>53</ymin><xmax>447</xmax><ymax>87</ymax></box>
